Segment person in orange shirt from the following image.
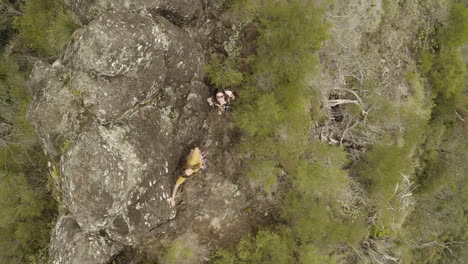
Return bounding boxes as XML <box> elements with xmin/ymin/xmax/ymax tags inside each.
<box><xmin>170</xmin><ymin>147</ymin><xmax>206</xmax><ymax>207</ymax></box>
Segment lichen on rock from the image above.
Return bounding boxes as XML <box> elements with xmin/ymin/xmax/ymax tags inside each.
<box><xmin>49</xmin><ymin>216</ymin><xmax>123</xmax><ymax>264</ymax></box>
<box><xmin>28</xmin><ymin>5</ymin><xmax>208</xmax><ymax>263</ymax></box>
<box><xmin>65</xmin><ymin>0</ymin><xmax>203</xmax><ymax>25</ymax></box>
<box><xmin>27</xmin><ymin>1</ymin><xmax>270</xmax><ymax>263</ymax></box>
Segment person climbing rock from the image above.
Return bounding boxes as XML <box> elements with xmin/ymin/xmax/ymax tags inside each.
<box><xmin>207</xmin><ymin>89</ymin><xmax>235</xmax><ymax>113</ymax></box>
<box><xmin>170</xmin><ymin>147</ymin><xmax>206</xmax><ymax>207</ymax></box>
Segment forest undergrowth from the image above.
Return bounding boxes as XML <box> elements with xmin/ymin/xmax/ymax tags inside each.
<box><xmin>205</xmin><ymin>0</ymin><xmax>468</xmax><ymax>263</ymax></box>
<box><xmin>0</xmin><ymin>0</ymin><xmax>466</xmax><ymax>263</ymax></box>
<box><xmin>0</xmin><ymin>0</ymin><xmax>80</xmax><ymax>262</ymax></box>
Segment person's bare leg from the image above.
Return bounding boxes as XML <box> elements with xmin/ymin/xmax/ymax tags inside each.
<box><xmin>170</xmin><ymin>183</ymin><xmax>181</xmax><ymax>207</ymax></box>
<box><xmin>170</xmin><ymin>169</ymin><xmax>193</xmax><ymax>207</ymax></box>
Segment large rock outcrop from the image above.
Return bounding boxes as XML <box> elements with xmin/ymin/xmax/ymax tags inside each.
<box><xmin>28</xmin><ymin>1</ymin><xmax>272</xmax><ymax>263</ymax></box>
<box><xmin>28</xmin><ymin>7</ymin><xmax>208</xmax><ymax>263</ymax></box>
<box><xmin>64</xmin><ymin>0</ymin><xmax>203</xmax><ymax>24</ymax></box>
<box><xmin>49</xmin><ymin>216</ymin><xmax>122</xmax><ymax>264</ymax></box>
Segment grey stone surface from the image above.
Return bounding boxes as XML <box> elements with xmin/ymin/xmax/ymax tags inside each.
<box><xmin>65</xmin><ymin>0</ymin><xmax>202</xmax><ymax>24</ymax></box>
<box><xmin>60</xmin><ymin>83</ymin><xmax>206</xmax><ymax>244</ymax></box>
<box><xmin>26</xmin><ymin>61</ymin><xmax>81</xmax><ymax>156</ymax></box>
<box><xmin>28</xmin><ymin>8</ymin><xmax>209</xmax><ymax>264</ymax></box>
<box><xmin>66</xmin><ymin>10</ymin><xmax>203</xmax><ymax>122</ymax></box>
<box><xmin>28</xmin><ymin>3</ymin><xmax>271</xmax><ymax>264</ymax></box>
<box><xmin>49</xmin><ymin>216</ymin><xmax>123</xmax><ymax>264</ymax></box>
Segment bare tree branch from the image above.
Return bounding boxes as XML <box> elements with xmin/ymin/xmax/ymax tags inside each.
<box><xmin>329</xmin><ymin>99</ymin><xmax>360</xmax><ymax>107</ymax></box>
<box><xmin>454</xmin><ymin>110</ymin><xmax>465</xmax><ymax>121</ymax></box>
<box><xmin>340</xmin><ymin>119</ymin><xmax>359</xmax><ymax>146</ymax></box>
<box><xmin>392</xmin><ymin>238</ymin><xmax>465</xmax><ymax>263</ymax></box>
<box><xmin>347</xmin><ymin>244</ymin><xmax>368</xmax><ymax>264</ymax></box>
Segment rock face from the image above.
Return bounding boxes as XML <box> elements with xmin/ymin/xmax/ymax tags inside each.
<box><xmin>28</xmin><ymin>6</ymin><xmax>208</xmax><ymax>263</ymax></box>
<box><xmin>28</xmin><ymin>1</ymin><xmax>272</xmax><ymax>263</ymax></box>
<box><xmin>49</xmin><ymin>216</ymin><xmax>122</xmax><ymax>264</ymax></box>
<box><xmin>65</xmin><ymin>0</ymin><xmax>202</xmax><ymax>24</ymax></box>
<box><xmin>68</xmin><ymin>10</ymin><xmax>204</xmax><ymax>123</ymax></box>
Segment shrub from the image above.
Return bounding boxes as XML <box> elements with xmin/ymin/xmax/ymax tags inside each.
<box><xmin>299</xmin><ymin>244</ymin><xmax>340</xmax><ymax>264</ymax></box>
<box><xmin>212</xmin><ymin>228</ymin><xmax>295</xmax><ymax>264</ymax></box>
<box><xmin>233</xmin><ymin>0</ymin><xmax>329</xmax><ymax>186</ymax></box>
<box><xmin>405</xmin><ymin>72</ymin><xmax>431</xmax><ymax>118</ymax></box>
<box><xmin>15</xmin><ymin>0</ymin><xmax>80</xmax><ymax>57</ymax></box>
<box><xmin>0</xmin><ymin>54</ymin><xmax>20</xmax><ymax>122</ymax></box>
<box><xmin>235</xmin><ymin>93</ymin><xmax>284</xmax><ymax>138</ymax></box>
<box><xmin>282</xmin><ymin>193</ymin><xmax>368</xmax><ymax>247</ymax></box>
<box><xmin>438</xmin><ymin>3</ymin><xmax>468</xmax><ymax>48</ymax></box>
<box><xmin>360</xmin><ymin>145</ymin><xmax>411</xmax><ymax>201</ymax></box>
<box><xmin>420</xmin><ymin>49</ymin><xmax>434</xmax><ymax>75</ymax></box>
<box><xmin>296</xmin><ymin>141</ymin><xmax>350</xmax><ymax>198</ymax></box>
<box><xmin>47</xmin><ymin>6</ymin><xmax>81</xmax><ymax>54</ymax></box>
<box><xmin>215</xmin><ymin>0</ymin><xmax>240</xmax><ymax>9</ymax></box>
<box><xmin>211</xmin><ymin>249</ymin><xmax>237</xmax><ymax>264</ymax></box>
<box><xmin>426</xmin><ymin>2</ymin><xmax>468</xmax><ymax>121</ymax></box>
<box><xmin>0</xmin><ymin>50</ymin><xmax>57</xmax><ymax>264</ymax></box>
<box><xmin>246</xmin><ymin>159</ymin><xmax>281</xmax><ymax>189</ymax></box>
<box><xmin>430</xmin><ymin>48</ymin><xmax>466</xmax><ymax>102</ymax></box>
<box><xmin>402</xmin><ymin>120</ymin><xmax>467</xmax><ymax>262</ymax></box>
<box><xmin>0</xmin><ymin>172</ymin><xmax>56</xmax><ymax>263</ymax></box>
<box><xmin>158</xmin><ymin>240</ymin><xmax>193</xmax><ymax>264</ymax></box>
<box><xmin>15</xmin><ymin>0</ymin><xmax>57</xmax><ymax>56</ymax></box>
<box><xmin>0</xmin><ymin>53</ymin><xmax>31</xmax><ymax>146</ymax></box>
<box><xmin>0</xmin><ymin>2</ymin><xmax>18</xmax><ymax>50</ymax></box>
<box><xmin>205</xmin><ymin>53</ymin><xmax>244</xmax><ymax>89</ymax></box>
<box><xmin>237</xmin><ymin>229</ymin><xmax>295</xmax><ymax>264</ymax></box>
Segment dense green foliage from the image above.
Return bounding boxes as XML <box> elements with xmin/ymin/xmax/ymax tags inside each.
<box><xmin>428</xmin><ymin>3</ymin><xmax>468</xmax><ymax>119</ymax></box>
<box><xmin>233</xmin><ymin>0</ymin><xmax>328</xmax><ymax>187</ymax></box>
<box><xmin>46</xmin><ymin>6</ymin><xmax>80</xmax><ymax>54</ymax></box>
<box><xmin>14</xmin><ymin>0</ymin><xmax>57</xmax><ymax>56</ymax></box>
<box><xmin>351</xmin><ymin>3</ymin><xmax>468</xmax><ymax>261</ymax></box>
<box><xmin>357</xmin><ymin>89</ymin><xmax>430</xmax><ymax>234</ymax></box>
<box><xmin>205</xmin><ymin>53</ymin><xmax>244</xmax><ymax>89</ymax></box>
<box><xmin>0</xmin><ymin>53</ymin><xmax>22</xmax><ymax>122</ymax></box>
<box><xmin>1</xmin><ymin>0</ymin><xmax>466</xmax><ymax>262</ymax></box>
<box><xmin>403</xmin><ymin>120</ymin><xmax>467</xmax><ymax>263</ymax></box>
<box><xmin>15</xmin><ymin>0</ymin><xmax>80</xmax><ymax>56</ymax></box>
<box><xmin>212</xmin><ymin>229</ymin><xmax>295</xmax><ymax>264</ymax></box>
<box><xmin>438</xmin><ymin>3</ymin><xmax>468</xmax><ymax>49</ymax></box>
<box><xmin>0</xmin><ymin>0</ymin><xmax>21</xmax><ymax>50</ymax></box>
<box><xmin>208</xmin><ymin>0</ymin><xmax>468</xmax><ymax>263</ymax></box>
<box><xmin>0</xmin><ymin>0</ymin><xmax>79</xmax><ymax>262</ymax></box>
<box><xmin>207</xmin><ymin>0</ymin><xmax>369</xmax><ymax>262</ymax></box>
<box><xmin>398</xmin><ymin>3</ymin><xmax>468</xmax><ymax>262</ymax></box>
<box><xmin>158</xmin><ymin>240</ymin><xmax>194</xmax><ymax>264</ymax></box>
<box><xmin>0</xmin><ymin>54</ymin><xmax>57</xmax><ymax>263</ymax></box>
